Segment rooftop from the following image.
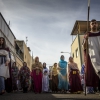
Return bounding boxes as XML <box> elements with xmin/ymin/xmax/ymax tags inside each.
<box><xmin>71</xmin><ymin>20</ymin><xmax>100</xmax><ymax>35</ymax></box>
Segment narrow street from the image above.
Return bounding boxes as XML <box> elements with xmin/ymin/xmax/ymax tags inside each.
<box><xmin>0</xmin><ymin>1</ymin><xmax>100</xmax><ymax>100</ymax></box>
<box><xmin>0</xmin><ymin>92</ymin><xmax>100</xmax><ymax>100</ymax></box>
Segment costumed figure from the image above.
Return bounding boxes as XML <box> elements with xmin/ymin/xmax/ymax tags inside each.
<box><xmin>68</xmin><ymin>57</ymin><xmax>83</xmax><ymax>93</ymax></box>
<box><xmin>0</xmin><ymin>37</ymin><xmax>10</xmax><ymax>95</ymax></box>
<box><xmin>58</xmin><ymin>55</ymin><xmax>68</xmax><ymax>93</ymax></box>
<box><xmin>31</xmin><ymin>57</ymin><xmax>43</xmax><ymax>93</ymax></box>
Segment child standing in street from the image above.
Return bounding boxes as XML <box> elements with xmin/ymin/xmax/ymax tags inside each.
<box><xmin>42</xmin><ymin>63</ymin><xmax>49</xmax><ymax>93</ymax></box>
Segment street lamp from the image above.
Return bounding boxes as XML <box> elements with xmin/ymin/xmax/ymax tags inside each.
<box><xmin>61</xmin><ymin>51</ymin><xmax>71</xmax><ymax>56</ymax></box>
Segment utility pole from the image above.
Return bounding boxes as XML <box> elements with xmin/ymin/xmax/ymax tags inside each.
<box><xmin>85</xmin><ymin>0</ymin><xmax>90</xmax><ymax>96</ymax></box>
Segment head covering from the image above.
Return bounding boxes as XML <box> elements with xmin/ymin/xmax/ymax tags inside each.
<box><xmin>0</xmin><ymin>37</ymin><xmax>6</xmax><ymax>49</ymax></box>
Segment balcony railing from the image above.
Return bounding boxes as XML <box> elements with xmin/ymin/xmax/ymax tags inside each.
<box><xmin>16</xmin><ymin>51</ymin><xmax>24</xmax><ymax>61</ymax></box>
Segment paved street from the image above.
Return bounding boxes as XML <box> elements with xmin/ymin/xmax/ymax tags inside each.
<box><xmin>0</xmin><ymin>92</ymin><xmax>100</xmax><ymax>100</ymax></box>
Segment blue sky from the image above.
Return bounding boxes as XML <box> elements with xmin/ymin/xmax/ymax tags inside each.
<box><xmin>0</xmin><ymin>0</ymin><xmax>100</xmax><ymax>67</ymax></box>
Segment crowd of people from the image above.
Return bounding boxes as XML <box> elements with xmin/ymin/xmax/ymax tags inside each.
<box><xmin>0</xmin><ymin>37</ymin><xmax>83</xmax><ymax>95</ymax></box>
<box><xmin>0</xmin><ymin>19</ymin><xmax>100</xmax><ymax>96</ymax></box>
<box><xmin>0</xmin><ymin>36</ymin><xmax>83</xmax><ymax>95</ymax></box>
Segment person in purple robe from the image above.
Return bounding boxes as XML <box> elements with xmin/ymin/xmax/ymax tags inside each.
<box><xmin>11</xmin><ymin>62</ymin><xmax>19</xmax><ymax>92</ymax></box>
<box><xmin>19</xmin><ymin>62</ymin><xmax>30</xmax><ymax>93</ymax></box>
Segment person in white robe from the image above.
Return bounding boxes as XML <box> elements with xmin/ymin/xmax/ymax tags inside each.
<box><xmin>42</xmin><ymin>62</ymin><xmax>49</xmax><ymax>92</ymax></box>
<box><xmin>0</xmin><ymin>37</ymin><xmax>10</xmax><ymax>95</ymax></box>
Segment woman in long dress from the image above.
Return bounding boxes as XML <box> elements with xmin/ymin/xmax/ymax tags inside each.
<box><xmin>0</xmin><ymin>37</ymin><xmax>10</xmax><ymax>95</ymax></box>
<box><xmin>68</xmin><ymin>57</ymin><xmax>83</xmax><ymax>93</ymax></box>
<box><xmin>31</xmin><ymin>57</ymin><xmax>43</xmax><ymax>93</ymax></box>
<box><xmin>19</xmin><ymin>62</ymin><xmax>30</xmax><ymax>93</ymax></box>
<box><xmin>11</xmin><ymin>62</ymin><xmax>19</xmax><ymax>92</ymax></box>
<box><xmin>58</xmin><ymin>55</ymin><xmax>68</xmax><ymax>93</ymax></box>
<box><xmin>51</xmin><ymin>63</ymin><xmax>59</xmax><ymax>93</ymax></box>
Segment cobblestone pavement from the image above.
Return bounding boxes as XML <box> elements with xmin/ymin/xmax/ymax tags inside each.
<box><xmin>0</xmin><ymin>92</ymin><xmax>100</xmax><ymax>100</ymax></box>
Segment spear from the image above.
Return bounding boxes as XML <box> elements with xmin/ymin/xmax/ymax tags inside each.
<box><xmin>85</xmin><ymin>0</ymin><xmax>90</xmax><ymax>96</ymax></box>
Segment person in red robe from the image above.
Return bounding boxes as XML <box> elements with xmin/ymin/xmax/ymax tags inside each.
<box><xmin>83</xmin><ymin>19</ymin><xmax>100</xmax><ymax>93</ymax></box>
<box><xmin>31</xmin><ymin>57</ymin><xmax>43</xmax><ymax>93</ymax></box>
<box><xmin>68</xmin><ymin>57</ymin><xmax>83</xmax><ymax>93</ymax></box>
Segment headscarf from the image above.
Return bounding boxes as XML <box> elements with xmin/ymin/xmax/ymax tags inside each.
<box><xmin>59</xmin><ymin>57</ymin><xmax>67</xmax><ymax>76</ymax></box>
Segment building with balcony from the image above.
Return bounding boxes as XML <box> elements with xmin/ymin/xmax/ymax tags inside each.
<box><xmin>15</xmin><ymin>40</ymin><xmax>32</xmax><ymax>70</ymax></box>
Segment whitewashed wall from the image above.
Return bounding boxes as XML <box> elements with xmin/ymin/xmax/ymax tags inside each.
<box><xmin>0</xmin><ymin>14</ymin><xmax>16</xmax><ymax>62</ymax></box>
<box><xmin>0</xmin><ymin>14</ymin><xmax>15</xmax><ymax>47</ymax></box>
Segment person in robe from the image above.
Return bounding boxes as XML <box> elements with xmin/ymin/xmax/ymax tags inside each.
<box><xmin>11</xmin><ymin>62</ymin><xmax>19</xmax><ymax>92</ymax></box>
<box><xmin>0</xmin><ymin>37</ymin><xmax>10</xmax><ymax>95</ymax></box>
<box><xmin>31</xmin><ymin>57</ymin><xmax>43</xmax><ymax>93</ymax></box>
<box><xmin>42</xmin><ymin>62</ymin><xmax>49</xmax><ymax>93</ymax></box>
<box><xmin>58</xmin><ymin>55</ymin><xmax>68</xmax><ymax>93</ymax></box>
<box><xmin>30</xmin><ymin>71</ymin><xmax>34</xmax><ymax>92</ymax></box>
<box><xmin>28</xmin><ymin>75</ymin><xmax>31</xmax><ymax>91</ymax></box>
<box><xmin>81</xmin><ymin>64</ymin><xmax>94</xmax><ymax>94</ymax></box>
<box><xmin>68</xmin><ymin>57</ymin><xmax>83</xmax><ymax>93</ymax></box>
<box><xmin>19</xmin><ymin>62</ymin><xmax>30</xmax><ymax>93</ymax></box>
<box><xmin>48</xmin><ymin>69</ymin><xmax>52</xmax><ymax>92</ymax></box>
<box><xmin>81</xmin><ymin>74</ymin><xmax>85</xmax><ymax>92</ymax></box>
<box><xmin>82</xmin><ymin>19</ymin><xmax>100</xmax><ymax>95</ymax></box>
<box><xmin>51</xmin><ymin>63</ymin><xmax>58</xmax><ymax>93</ymax></box>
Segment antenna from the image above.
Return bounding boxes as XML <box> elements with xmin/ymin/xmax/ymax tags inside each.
<box><xmin>26</xmin><ymin>37</ymin><xmax>28</xmax><ymax>45</ymax></box>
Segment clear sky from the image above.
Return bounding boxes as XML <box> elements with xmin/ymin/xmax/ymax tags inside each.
<box><xmin>0</xmin><ymin>0</ymin><xmax>100</xmax><ymax>67</ymax></box>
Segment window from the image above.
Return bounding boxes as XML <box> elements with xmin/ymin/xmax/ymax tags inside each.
<box><xmin>76</xmin><ymin>48</ymin><xmax>78</xmax><ymax>58</ymax></box>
